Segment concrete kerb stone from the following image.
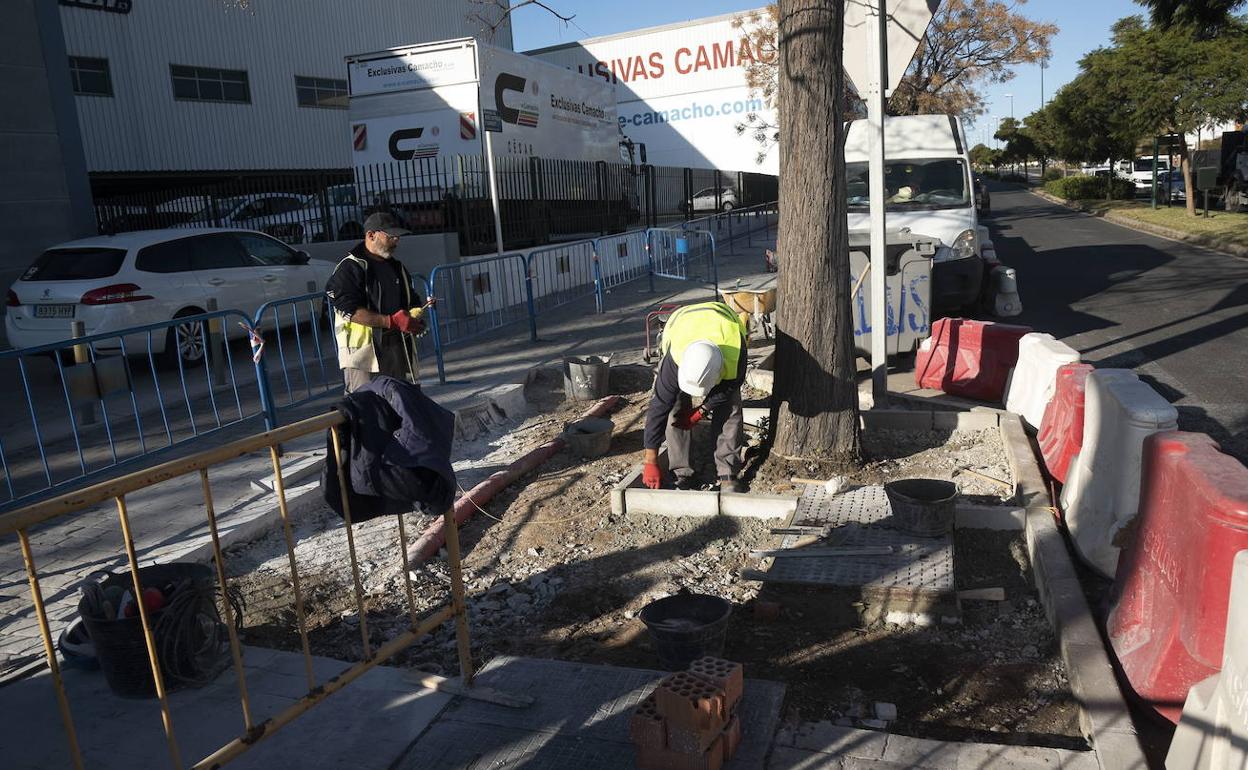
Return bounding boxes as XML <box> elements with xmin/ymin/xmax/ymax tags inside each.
<box><xmin>955</xmin><ymin>504</ymin><xmax>1025</xmax><ymax>531</ymax></box>
<box><xmin>999</xmin><ymin>412</ymin><xmax>1147</xmax><ymax>770</ymax></box>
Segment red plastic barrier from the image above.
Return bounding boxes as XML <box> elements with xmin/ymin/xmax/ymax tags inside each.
<box><xmin>914</xmin><ymin>318</ymin><xmax>1032</xmax><ymax>402</ymax></box>
<box><xmin>1037</xmin><ymin>363</ymin><xmax>1095</xmax><ymax>487</ymax></box>
<box><xmin>1107</xmin><ymin>431</ymin><xmax>1248</xmax><ymax>723</ymax></box>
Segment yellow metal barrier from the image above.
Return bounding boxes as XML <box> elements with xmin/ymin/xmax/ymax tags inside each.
<box><xmin>0</xmin><ymin>411</ymin><xmax>475</xmax><ymax>769</ymax></box>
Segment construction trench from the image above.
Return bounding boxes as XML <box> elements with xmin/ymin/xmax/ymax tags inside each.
<box><xmin>221</xmin><ymin>347</ymin><xmax>1100</xmax><ymax>764</ymax></box>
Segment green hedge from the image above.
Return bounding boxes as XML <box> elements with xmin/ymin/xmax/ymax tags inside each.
<box><xmin>1044</xmin><ymin>175</ymin><xmax>1135</xmax><ymax>200</ymax></box>
<box><xmin>1042</xmin><ymin>168</ymin><xmax>1064</xmax><ymax>182</ymax></box>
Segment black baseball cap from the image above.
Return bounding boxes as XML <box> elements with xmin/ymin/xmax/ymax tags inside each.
<box><xmin>363</xmin><ymin>212</ymin><xmax>411</xmax><ymax>236</ymax></box>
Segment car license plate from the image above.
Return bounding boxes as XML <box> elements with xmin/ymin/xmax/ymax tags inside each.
<box><xmin>34</xmin><ymin>304</ymin><xmax>76</xmax><ymax>319</ymax></box>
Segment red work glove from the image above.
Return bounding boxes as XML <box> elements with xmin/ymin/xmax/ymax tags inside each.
<box><xmin>643</xmin><ymin>462</ymin><xmax>663</xmax><ymax>490</ymax></box>
<box><xmin>672</xmin><ymin>408</ymin><xmax>704</xmax><ymax>431</ymax></box>
<box><xmin>388</xmin><ymin>309</ymin><xmax>419</xmax><ymax>334</ymax></box>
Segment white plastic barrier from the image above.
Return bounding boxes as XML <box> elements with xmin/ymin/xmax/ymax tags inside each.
<box><xmin>1005</xmin><ymin>333</ymin><xmax>1081</xmax><ymax>428</ymax></box>
<box><xmin>1061</xmin><ymin>368</ymin><xmax>1178</xmax><ymax>577</ymax></box>
<box><xmin>1166</xmin><ymin>549</ymin><xmax>1248</xmax><ymax>769</ymax></box>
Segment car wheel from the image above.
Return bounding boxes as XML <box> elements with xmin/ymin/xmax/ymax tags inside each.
<box><xmin>338</xmin><ymin>221</ymin><xmax>364</xmax><ymax>241</ymax></box>
<box><xmin>721</xmin><ymin>201</ymin><xmax>735</xmax><ymax>212</ymax></box>
<box><xmin>160</xmin><ymin>309</ymin><xmax>208</xmax><ymax>370</ymax></box>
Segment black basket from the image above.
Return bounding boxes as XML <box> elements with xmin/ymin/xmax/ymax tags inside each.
<box><xmin>639</xmin><ymin>592</ymin><xmax>732</xmax><ymax>670</ymax></box>
<box><xmin>78</xmin><ymin>563</ymin><xmax>226</xmax><ymax>699</ymax></box>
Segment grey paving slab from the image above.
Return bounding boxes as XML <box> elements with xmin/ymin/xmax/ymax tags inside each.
<box><xmin>392</xmin><ymin>655</ymin><xmax>786</xmax><ymax>770</ymax></box>
<box><xmin>1</xmin><ymin>645</ymin><xmax>451</xmax><ymax>770</ymax></box>
<box><xmin>753</xmin><ymin>486</ymin><xmax>955</xmax><ymax>601</ymax></box>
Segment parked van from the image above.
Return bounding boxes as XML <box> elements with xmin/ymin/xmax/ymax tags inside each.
<box><xmin>844</xmin><ymin>114</ymin><xmax>983</xmax><ymax>311</ymax></box>
<box><xmin>1120</xmin><ymin>157</ymin><xmax>1170</xmax><ymax>194</ymax></box>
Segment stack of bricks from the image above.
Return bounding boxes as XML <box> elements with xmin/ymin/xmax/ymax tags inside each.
<box><xmin>629</xmin><ymin>657</ymin><xmax>744</xmax><ymax>770</ymax></box>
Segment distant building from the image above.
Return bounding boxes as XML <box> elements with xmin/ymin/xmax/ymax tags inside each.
<box><xmin>57</xmin><ymin>0</ymin><xmax>512</xmax><ymax>180</ymax></box>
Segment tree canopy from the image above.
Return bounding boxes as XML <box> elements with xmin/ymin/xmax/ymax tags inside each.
<box><xmin>1136</xmin><ymin>0</ymin><xmax>1245</xmax><ymax>35</ymax></box>
<box><xmin>1033</xmin><ymin>14</ymin><xmax>1248</xmax><ymax>211</ymax></box>
<box><xmin>888</xmin><ymin>0</ymin><xmax>1057</xmax><ymax>118</ymax></box>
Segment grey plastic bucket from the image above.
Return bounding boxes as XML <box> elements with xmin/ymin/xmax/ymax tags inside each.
<box><xmin>562</xmin><ymin>355</ymin><xmax>611</xmax><ymax>401</ymax></box>
<box><xmin>563</xmin><ymin>417</ymin><xmax>614</xmax><ymax>458</ymax></box>
<box><xmin>884</xmin><ymin>478</ymin><xmax>959</xmax><ymax>537</ymax></box>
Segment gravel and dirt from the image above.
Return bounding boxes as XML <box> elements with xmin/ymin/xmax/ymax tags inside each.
<box><xmin>224</xmin><ymin>364</ymin><xmax>1084</xmax><ymax>750</ymax></box>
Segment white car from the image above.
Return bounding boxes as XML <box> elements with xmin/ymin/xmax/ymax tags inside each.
<box><xmin>4</xmin><ymin>229</ymin><xmax>329</xmax><ymax>367</ymax></box>
<box><xmin>682</xmin><ymin>187</ymin><xmax>738</xmax><ymax>214</ymax></box>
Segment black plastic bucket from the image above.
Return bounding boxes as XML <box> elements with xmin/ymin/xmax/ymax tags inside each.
<box><xmin>78</xmin><ymin>563</ymin><xmax>222</xmax><ymax>699</ymax></box>
<box><xmin>884</xmin><ymin>478</ymin><xmax>959</xmax><ymax>537</ymax></box>
<box><xmin>638</xmin><ymin>592</ymin><xmax>732</xmax><ymax>670</ymax></box>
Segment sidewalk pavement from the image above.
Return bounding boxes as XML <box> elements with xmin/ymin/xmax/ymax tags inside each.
<box><xmin>0</xmin><ymin>232</ymin><xmax>777</xmax><ymax>680</ymax></box>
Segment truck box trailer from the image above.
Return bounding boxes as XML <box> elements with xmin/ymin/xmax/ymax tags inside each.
<box><xmin>525</xmin><ymin>9</ymin><xmax>779</xmax><ymax>175</ymax></box>
<box><xmin>346</xmin><ymin>38</ymin><xmax>643</xmax><ymax>253</ymax></box>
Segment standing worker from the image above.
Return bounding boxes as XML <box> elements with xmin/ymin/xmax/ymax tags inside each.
<box><xmin>642</xmin><ymin>301</ymin><xmax>749</xmax><ymax>492</ymax></box>
<box><xmin>325</xmin><ymin>212</ymin><xmax>431</xmax><ymax>393</ymax></box>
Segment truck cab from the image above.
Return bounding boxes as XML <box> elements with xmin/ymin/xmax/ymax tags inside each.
<box><xmin>844</xmin><ymin>114</ymin><xmax>983</xmax><ymax>312</ymax></box>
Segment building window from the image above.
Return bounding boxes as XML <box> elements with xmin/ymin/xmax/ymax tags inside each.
<box><xmin>170</xmin><ymin>65</ymin><xmax>250</xmax><ymax>103</ymax></box>
<box><xmin>295</xmin><ymin>76</ymin><xmax>347</xmax><ymax>109</ymax></box>
<box><xmin>69</xmin><ymin>56</ymin><xmax>112</xmax><ymax>96</ymax></box>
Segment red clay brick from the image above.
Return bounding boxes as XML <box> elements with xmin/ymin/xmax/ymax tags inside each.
<box><xmin>752</xmin><ymin>600</ymin><xmax>782</xmax><ymax>621</ymax></box>
<box><xmin>655</xmin><ymin>672</ymin><xmax>728</xmax><ymax>733</ymax></box>
<box><xmin>629</xmin><ymin>693</ymin><xmax>667</xmax><ymax>750</ymax></box>
<box><xmin>720</xmin><ymin>715</ymin><xmax>742</xmax><ymax>762</ymax></box>
<box><xmin>688</xmin><ymin>657</ymin><xmax>744</xmax><ymax>712</ymax></box>
<box><xmin>635</xmin><ymin>735</ymin><xmax>725</xmax><ymax>770</ymax></box>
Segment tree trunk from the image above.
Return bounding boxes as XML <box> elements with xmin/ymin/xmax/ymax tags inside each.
<box><xmin>1179</xmin><ymin>137</ymin><xmax>1197</xmax><ymax>217</ymax></box>
<box><xmin>772</xmin><ymin>0</ymin><xmax>860</xmax><ymax>462</ymax></box>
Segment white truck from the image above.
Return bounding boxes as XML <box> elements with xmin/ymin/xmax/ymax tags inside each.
<box><xmin>346</xmin><ymin>38</ymin><xmax>644</xmax><ymax>252</ymax></box>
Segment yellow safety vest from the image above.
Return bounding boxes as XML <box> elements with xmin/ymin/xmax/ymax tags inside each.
<box><xmin>660</xmin><ymin>301</ymin><xmax>748</xmax><ymax>382</ymax></box>
<box><xmin>331</xmin><ymin>253</ymin><xmax>416</xmax><ymax>374</ymax></box>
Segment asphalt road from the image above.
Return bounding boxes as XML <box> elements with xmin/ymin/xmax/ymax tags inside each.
<box><xmin>986</xmin><ymin>185</ymin><xmax>1248</xmax><ymax>464</ymax></box>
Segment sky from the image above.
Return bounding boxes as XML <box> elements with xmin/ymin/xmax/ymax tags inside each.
<box><xmin>509</xmin><ymin>0</ymin><xmax>1148</xmax><ymax>147</ymax></box>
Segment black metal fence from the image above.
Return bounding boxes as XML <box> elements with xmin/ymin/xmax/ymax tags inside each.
<box><xmin>91</xmin><ymin>157</ymin><xmax>778</xmax><ymax>256</ymax></box>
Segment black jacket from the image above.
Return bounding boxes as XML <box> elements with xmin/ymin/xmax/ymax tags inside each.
<box><xmin>321</xmin><ymin>376</ymin><xmax>456</xmax><ymax>521</ymax></box>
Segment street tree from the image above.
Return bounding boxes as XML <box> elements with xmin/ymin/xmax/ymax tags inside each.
<box><xmin>1086</xmin><ymin>15</ymin><xmax>1248</xmax><ymax>214</ymax></box>
<box><xmin>1137</xmin><ymin>0</ymin><xmax>1245</xmax><ymax>35</ymax></box>
<box><xmin>1031</xmin><ymin>58</ymin><xmax>1138</xmax><ymax>198</ymax></box>
<box><xmin>887</xmin><ymin>0</ymin><xmax>1057</xmax><ymax>118</ymax></box>
<box><xmin>994</xmin><ymin>117</ymin><xmax>1040</xmax><ymax>174</ymax></box>
<box><xmin>969</xmin><ymin>143</ymin><xmax>995</xmax><ymax>169</ymax></box>
<box><xmin>733</xmin><ymin>0</ymin><xmax>1054</xmax><ymax>163</ymax></box>
<box><xmin>770</xmin><ymin>0</ymin><xmax>860</xmax><ymax>463</ymax></box>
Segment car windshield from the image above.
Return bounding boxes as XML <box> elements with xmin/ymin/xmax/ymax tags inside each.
<box><xmin>1135</xmin><ymin>159</ymin><xmax>1167</xmax><ymax>172</ymax></box>
<box><xmin>22</xmin><ymin>248</ymin><xmax>126</xmax><ymax>281</ymax></box>
<box><xmin>187</xmin><ymin>196</ymin><xmax>244</xmax><ymax>223</ymax></box>
<box><xmin>846</xmin><ymin>158</ymin><xmax>970</xmax><ymax>210</ymax></box>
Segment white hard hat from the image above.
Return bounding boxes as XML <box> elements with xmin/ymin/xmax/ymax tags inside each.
<box><xmin>677</xmin><ymin>340</ymin><xmax>722</xmax><ymax>397</ymax></box>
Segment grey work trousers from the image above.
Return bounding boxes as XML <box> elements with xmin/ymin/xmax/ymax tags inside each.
<box><xmin>665</xmin><ymin>390</ymin><xmax>744</xmax><ymax>480</ymax></box>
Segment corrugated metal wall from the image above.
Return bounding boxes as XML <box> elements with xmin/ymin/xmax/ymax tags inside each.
<box><xmin>60</xmin><ymin>0</ymin><xmax>512</xmax><ymax>173</ymax></box>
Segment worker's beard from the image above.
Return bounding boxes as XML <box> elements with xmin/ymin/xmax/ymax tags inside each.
<box><xmin>371</xmin><ymin>241</ymin><xmax>396</xmax><ymax>259</ymax></box>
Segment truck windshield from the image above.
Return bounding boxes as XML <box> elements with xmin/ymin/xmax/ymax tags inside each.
<box><xmin>845</xmin><ymin>158</ymin><xmax>970</xmax><ymax>211</ymax></box>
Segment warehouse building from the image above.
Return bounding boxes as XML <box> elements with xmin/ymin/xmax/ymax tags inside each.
<box><xmin>1</xmin><ymin>0</ymin><xmax>509</xmax><ymax>289</ymax></box>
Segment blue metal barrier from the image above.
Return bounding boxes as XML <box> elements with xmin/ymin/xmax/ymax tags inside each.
<box><xmin>526</xmin><ymin>239</ymin><xmax>601</xmax><ymax>315</ymax></box>
<box><xmin>426</xmin><ymin>252</ymin><xmax>534</xmax><ymax>383</ymax></box>
<box><xmin>0</xmin><ymin>309</ymin><xmax>261</xmax><ymax>512</ymax></box>
<box><xmin>596</xmin><ymin>230</ymin><xmax>651</xmax><ymax>295</ymax></box>
<box><xmin>647</xmin><ymin>227</ymin><xmax>719</xmax><ymax>290</ymax></box>
<box><xmin>251</xmin><ymin>292</ymin><xmax>339</xmax><ymax>430</ymax></box>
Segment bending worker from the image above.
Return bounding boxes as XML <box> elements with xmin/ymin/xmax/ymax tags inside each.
<box><xmin>642</xmin><ymin>301</ymin><xmax>749</xmax><ymax>492</ymax></box>
<box><xmin>325</xmin><ymin>212</ymin><xmax>430</xmax><ymax>393</ymax></box>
